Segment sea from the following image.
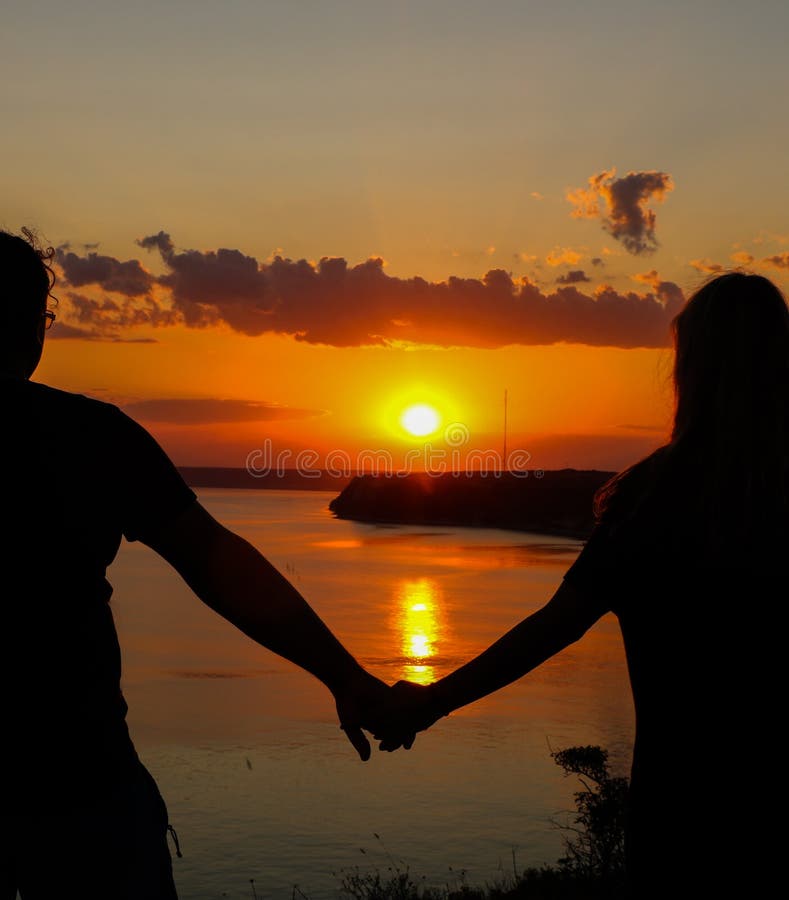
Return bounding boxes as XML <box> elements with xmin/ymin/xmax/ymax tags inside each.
<box><xmin>108</xmin><ymin>488</ymin><xmax>633</xmax><ymax>899</ymax></box>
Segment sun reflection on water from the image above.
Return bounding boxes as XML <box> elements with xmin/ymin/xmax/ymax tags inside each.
<box><xmin>395</xmin><ymin>578</ymin><xmax>445</xmax><ymax>685</ymax></box>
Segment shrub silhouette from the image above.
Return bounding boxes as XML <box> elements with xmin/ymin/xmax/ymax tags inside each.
<box><xmin>334</xmin><ymin>746</ymin><xmax>629</xmax><ymax>899</ymax></box>
<box><xmin>551</xmin><ymin>746</ymin><xmax>628</xmax><ymax>887</ymax></box>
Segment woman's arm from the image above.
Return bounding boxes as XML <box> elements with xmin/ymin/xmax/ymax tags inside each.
<box><xmin>435</xmin><ymin>580</ymin><xmax>606</xmax><ymax>713</ymax></box>
<box><xmin>378</xmin><ymin>580</ymin><xmax>608</xmax><ymax>748</ymax></box>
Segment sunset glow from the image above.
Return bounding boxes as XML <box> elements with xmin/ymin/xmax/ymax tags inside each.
<box><xmin>6</xmin><ymin>3</ymin><xmax>787</xmax><ymax>473</ymax></box>
<box><xmin>5</xmin><ymin>4</ymin><xmax>786</xmax><ymax>897</ymax></box>
<box><xmin>395</xmin><ymin>578</ymin><xmax>445</xmax><ymax>686</ymax></box>
<box><xmin>400</xmin><ymin>404</ymin><xmax>441</xmax><ymax>438</ymax></box>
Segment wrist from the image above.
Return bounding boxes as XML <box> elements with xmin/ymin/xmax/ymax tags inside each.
<box><xmin>427</xmin><ymin>680</ymin><xmax>455</xmax><ymax>718</ymax></box>
<box><xmin>325</xmin><ymin>655</ymin><xmax>367</xmax><ymax>697</ymax></box>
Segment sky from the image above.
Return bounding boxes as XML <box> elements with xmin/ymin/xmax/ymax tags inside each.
<box><xmin>3</xmin><ymin>0</ymin><xmax>789</xmax><ymax>470</ymax></box>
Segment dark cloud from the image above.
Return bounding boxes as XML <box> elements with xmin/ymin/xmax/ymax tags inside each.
<box><xmin>591</xmin><ymin>257</ymin><xmax>604</xmax><ymax>267</ymax></box>
<box><xmin>67</xmin><ymin>293</ymin><xmax>121</xmax><ymax>323</ymax></box>
<box><xmin>568</xmin><ymin>168</ymin><xmax>674</xmax><ymax>255</ymax></box>
<box><xmin>632</xmin><ymin>270</ymin><xmax>685</xmax><ymax>316</ymax></box>
<box><xmin>56</xmin><ymin>249</ymin><xmax>155</xmax><ymax>297</ymax></box>
<box><xmin>136</xmin><ymin>231</ymin><xmax>174</xmax><ymax>256</ymax></box>
<box><xmin>60</xmin><ymin>234</ymin><xmax>687</xmax><ymax>349</ymax></box>
<box><xmin>556</xmin><ymin>270</ymin><xmax>591</xmax><ymax>285</ymax></box>
<box><xmin>140</xmin><ymin>235</ymin><xmax>269</xmax><ymax>331</ymax></box>
<box><xmin>121</xmin><ymin>398</ymin><xmax>325</xmax><ymax>425</ymax></box>
<box><xmin>46</xmin><ymin>321</ymin><xmax>157</xmax><ymax>343</ymax></box>
<box><xmin>46</xmin><ymin>322</ymin><xmax>109</xmax><ymax>340</ymax></box>
<box><xmin>61</xmin><ymin>291</ymin><xmax>176</xmax><ymax>331</ymax></box>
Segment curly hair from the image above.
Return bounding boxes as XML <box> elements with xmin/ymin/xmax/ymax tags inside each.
<box><xmin>0</xmin><ymin>227</ymin><xmax>58</xmax><ymax>330</ymax></box>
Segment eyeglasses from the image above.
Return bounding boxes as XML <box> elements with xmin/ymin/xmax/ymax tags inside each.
<box><xmin>42</xmin><ymin>310</ymin><xmax>56</xmax><ymax>330</ymax></box>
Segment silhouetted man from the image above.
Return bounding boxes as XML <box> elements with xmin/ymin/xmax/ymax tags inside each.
<box><xmin>0</xmin><ymin>229</ymin><xmax>389</xmax><ymax>899</ymax></box>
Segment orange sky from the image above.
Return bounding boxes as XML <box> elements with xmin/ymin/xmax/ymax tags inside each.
<box><xmin>39</xmin><ymin>320</ymin><xmax>675</xmax><ymax>470</ymax></box>
<box><xmin>8</xmin><ymin>2</ymin><xmax>789</xmax><ymax>472</ymax></box>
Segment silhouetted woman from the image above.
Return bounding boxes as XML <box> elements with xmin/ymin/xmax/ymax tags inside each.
<box><xmin>386</xmin><ymin>272</ymin><xmax>789</xmax><ymax>897</ymax></box>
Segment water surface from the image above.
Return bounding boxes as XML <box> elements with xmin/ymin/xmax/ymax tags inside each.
<box><xmin>110</xmin><ymin>489</ymin><xmax>633</xmax><ymax>899</ymax></box>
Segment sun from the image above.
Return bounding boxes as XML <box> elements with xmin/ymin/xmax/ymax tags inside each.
<box><xmin>400</xmin><ymin>403</ymin><xmax>441</xmax><ymax>437</ymax></box>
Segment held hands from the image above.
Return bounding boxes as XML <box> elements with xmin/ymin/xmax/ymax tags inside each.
<box><xmin>374</xmin><ymin>680</ymin><xmax>447</xmax><ymax>752</ymax></box>
<box><xmin>333</xmin><ymin>669</ymin><xmax>392</xmax><ymax>761</ymax></box>
<box><xmin>333</xmin><ymin>672</ymin><xmax>447</xmax><ymax>759</ymax></box>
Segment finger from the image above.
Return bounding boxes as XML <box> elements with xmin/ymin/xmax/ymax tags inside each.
<box><xmin>375</xmin><ymin>731</ymin><xmax>414</xmax><ymax>752</ymax></box>
<box><xmin>341</xmin><ymin>724</ymin><xmax>371</xmax><ymax>762</ymax></box>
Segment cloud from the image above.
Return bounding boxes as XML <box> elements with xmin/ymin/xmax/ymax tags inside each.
<box><xmin>46</xmin><ymin>322</ymin><xmax>114</xmax><ymax>341</ymax></box>
<box><xmin>630</xmin><ymin>270</ymin><xmax>684</xmax><ymax>314</ymax></box>
<box><xmin>142</xmin><ymin>237</ymin><xmax>270</xmax><ymax>331</ymax></box>
<box><xmin>632</xmin><ymin>270</ymin><xmax>661</xmax><ymax>288</ymax></box>
<box><xmin>590</xmin><ymin>257</ymin><xmax>604</xmax><ymax>267</ymax></box>
<box><xmin>59</xmin><ymin>232</ymin><xmax>687</xmax><ymax>349</ymax></box>
<box><xmin>761</xmin><ymin>253</ymin><xmax>789</xmax><ymax>270</ymax></box>
<box><xmin>136</xmin><ymin>231</ymin><xmax>174</xmax><ymax>255</ymax></box>
<box><xmin>46</xmin><ymin>321</ymin><xmax>157</xmax><ymax>343</ymax></box>
<box><xmin>731</xmin><ymin>251</ymin><xmax>755</xmax><ymax>266</ymax></box>
<box><xmin>567</xmin><ymin>167</ymin><xmax>674</xmax><ymax>255</ymax></box>
<box><xmin>689</xmin><ymin>258</ymin><xmax>725</xmax><ymax>274</ymax></box>
<box><xmin>121</xmin><ymin>398</ymin><xmax>325</xmax><ymax>425</ymax></box>
<box><xmin>56</xmin><ymin>249</ymin><xmax>155</xmax><ymax>297</ymax></box>
<box><xmin>59</xmin><ymin>291</ymin><xmax>177</xmax><ymax>334</ymax></box>
<box><xmin>530</xmin><ymin>191</ymin><xmax>544</xmax><ymax>200</ymax></box>
<box><xmin>556</xmin><ymin>270</ymin><xmax>591</xmax><ymax>284</ymax></box>
<box><xmin>545</xmin><ymin>247</ymin><xmax>582</xmax><ymax>267</ymax></box>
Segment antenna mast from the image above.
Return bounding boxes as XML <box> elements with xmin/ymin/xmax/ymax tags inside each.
<box><xmin>503</xmin><ymin>388</ymin><xmax>508</xmax><ymax>473</ymax></box>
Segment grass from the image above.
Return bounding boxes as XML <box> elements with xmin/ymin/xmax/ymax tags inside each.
<box><xmin>324</xmin><ymin>746</ymin><xmax>628</xmax><ymax>900</ymax></box>
<box><xmin>233</xmin><ymin>746</ymin><xmax>627</xmax><ymax>899</ymax></box>
<box><xmin>333</xmin><ymin>836</ymin><xmax>625</xmax><ymax>900</ymax></box>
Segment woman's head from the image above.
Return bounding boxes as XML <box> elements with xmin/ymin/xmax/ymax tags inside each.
<box><xmin>670</xmin><ymin>272</ymin><xmax>789</xmax><ymax>450</ymax></box>
<box><xmin>0</xmin><ymin>228</ymin><xmax>57</xmax><ymax>376</ymax></box>
<box><xmin>596</xmin><ymin>271</ymin><xmax>789</xmax><ymax>544</ymax></box>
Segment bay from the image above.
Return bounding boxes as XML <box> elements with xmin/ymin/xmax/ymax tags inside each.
<box><xmin>109</xmin><ymin>489</ymin><xmax>633</xmax><ymax>899</ymax></box>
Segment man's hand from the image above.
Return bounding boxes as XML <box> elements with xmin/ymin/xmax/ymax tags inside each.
<box><xmin>147</xmin><ymin>502</ymin><xmax>409</xmax><ymax>760</ymax></box>
<box><xmin>332</xmin><ymin>669</ymin><xmax>397</xmax><ymax>761</ymax></box>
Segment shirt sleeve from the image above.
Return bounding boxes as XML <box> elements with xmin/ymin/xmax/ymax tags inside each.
<box><xmin>106</xmin><ymin>406</ymin><xmax>198</xmax><ymax>543</ymax></box>
<box><xmin>564</xmin><ymin>459</ymin><xmax>668</xmax><ymax>615</ymax></box>
<box><xmin>562</xmin><ymin>521</ymin><xmax>630</xmax><ymax>615</ymax></box>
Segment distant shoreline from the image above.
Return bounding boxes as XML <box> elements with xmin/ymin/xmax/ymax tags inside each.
<box><xmin>179</xmin><ymin>467</ymin><xmax>613</xmax><ymax>539</ymax></box>
<box><xmin>330</xmin><ymin>469</ymin><xmax>614</xmax><ymax>540</ymax></box>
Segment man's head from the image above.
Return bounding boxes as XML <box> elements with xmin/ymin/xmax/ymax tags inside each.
<box><xmin>0</xmin><ymin>228</ymin><xmax>56</xmax><ymax>377</ymax></box>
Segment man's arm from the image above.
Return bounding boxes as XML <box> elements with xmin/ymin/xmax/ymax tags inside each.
<box><xmin>143</xmin><ymin>500</ymin><xmax>390</xmax><ymax>760</ymax></box>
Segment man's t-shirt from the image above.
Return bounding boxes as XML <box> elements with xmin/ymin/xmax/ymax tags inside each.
<box><xmin>1</xmin><ymin>376</ymin><xmax>196</xmax><ymax>806</ymax></box>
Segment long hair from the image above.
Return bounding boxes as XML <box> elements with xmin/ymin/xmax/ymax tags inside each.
<box><xmin>595</xmin><ymin>272</ymin><xmax>789</xmax><ymax>551</ymax></box>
